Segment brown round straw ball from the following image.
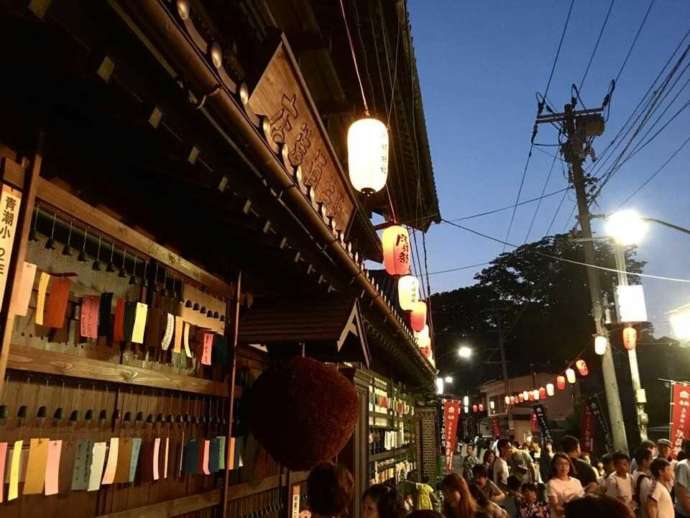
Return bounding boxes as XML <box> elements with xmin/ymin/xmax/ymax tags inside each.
<box><xmin>248</xmin><ymin>356</ymin><xmax>359</xmax><ymax>470</ymax></box>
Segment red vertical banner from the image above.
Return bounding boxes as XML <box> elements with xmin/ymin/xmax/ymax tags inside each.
<box><xmin>671</xmin><ymin>383</ymin><xmax>690</xmax><ymax>455</ymax></box>
<box><xmin>491</xmin><ymin>417</ymin><xmax>502</xmax><ymax>438</ymax></box>
<box><xmin>530</xmin><ymin>410</ymin><xmax>538</xmax><ymax>433</ymax></box>
<box><xmin>443</xmin><ymin>400</ymin><xmax>461</xmax><ymax>471</ymax></box>
<box><xmin>581</xmin><ymin>404</ymin><xmax>595</xmax><ymax>454</ymax></box>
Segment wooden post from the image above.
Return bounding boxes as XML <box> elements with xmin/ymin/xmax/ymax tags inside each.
<box><xmin>0</xmin><ymin>133</ymin><xmax>44</xmax><ymax>395</ymax></box>
<box><xmin>222</xmin><ymin>271</ymin><xmax>242</xmax><ymax>517</ymax></box>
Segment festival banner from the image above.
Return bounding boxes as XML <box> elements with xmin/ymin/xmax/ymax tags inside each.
<box><xmin>581</xmin><ymin>404</ymin><xmax>595</xmax><ymax>454</ymax></box>
<box><xmin>533</xmin><ymin>405</ymin><xmax>552</xmax><ymax>442</ymax></box>
<box><xmin>670</xmin><ymin>383</ymin><xmax>690</xmax><ymax>455</ymax></box>
<box><xmin>491</xmin><ymin>417</ymin><xmax>502</xmax><ymax>439</ymax></box>
<box><xmin>587</xmin><ymin>397</ymin><xmax>612</xmax><ymax>451</ymax></box>
<box><xmin>443</xmin><ymin>399</ymin><xmax>461</xmax><ymax>471</ymax></box>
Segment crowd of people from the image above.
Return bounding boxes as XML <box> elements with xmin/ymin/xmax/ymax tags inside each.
<box><xmin>305</xmin><ymin>435</ymin><xmax>690</xmax><ymax>518</ymax></box>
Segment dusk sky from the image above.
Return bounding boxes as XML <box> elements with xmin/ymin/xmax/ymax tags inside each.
<box><xmin>409</xmin><ymin>1</ymin><xmax>690</xmax><ymax>337</ymax></box>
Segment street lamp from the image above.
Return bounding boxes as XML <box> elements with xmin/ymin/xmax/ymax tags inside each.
<box><xmin>444</xmin><ymin>376</ymin><xmax>454</xmax><ymax>384</ymax></box>
<box><xmin>670</xmin><ymin>304</ymin><xmax>690</xmax><ymax>342</ymax></box>
<box><xmin>605</xmin><ymin>209</ymin><xmax>648</xmax><ymax>246</ymax></box>
<box><xmin>458</xmin><ymin>346</ymin><xmax>473</xmax><ymax>359</ymax></box>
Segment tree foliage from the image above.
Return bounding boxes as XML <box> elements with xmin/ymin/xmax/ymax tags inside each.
<box><xmin>431</xmin><ymin>234</ymin><xmax>645</xmax><ymax>393</ymax></box>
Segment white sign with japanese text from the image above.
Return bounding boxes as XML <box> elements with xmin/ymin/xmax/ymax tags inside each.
<box><xmin>616</xmin><ymin>285</ymin><xmax>648</xmax><ymax>323</ymax></box>
<box><xmin>0</xmin><ymin>184</ymin><xmax>22</xmax><ymax>310</ymax></box>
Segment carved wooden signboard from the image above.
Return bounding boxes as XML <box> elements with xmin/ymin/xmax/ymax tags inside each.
<box><xmin>248</xmin><ymin>36</ymin><xmax>356</xmax><ymax>235</ymax></box>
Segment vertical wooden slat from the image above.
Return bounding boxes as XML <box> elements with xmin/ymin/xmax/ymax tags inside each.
<box><xmin>0</xmin><ymin>133</ymin><xmax>44</xmax><ymax>395</ymax></box>
<box><xmin>222</xmin><ymin>271</ymin><xmax>242</xmax><ymax>517</ymax></box>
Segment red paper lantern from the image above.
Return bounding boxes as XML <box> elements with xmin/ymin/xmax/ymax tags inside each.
<box><xmin>472</xmin><ymin>404</ymin><xmax>478</xmax><ymax>413</ymax></box>
<box><xmin>518</xmin><ymin>393</ymin><xmax>525</xmax><ymax>403</ymax></box>
<box><xmin>478</xmin><ymin>403</ymin><xmax>484</xmax><ymax>412</ymax></box>
<box><xmin>557</xmin><ymin>376</ymin><xmax>566</xmax><ymax>390</ymax></box>
<box><xmin>623</xmin><ymin>325</ymin><xmax>637</xmax><ymax>350</ymax></box>
<box><xmin>410</xmin><ymin>301</ymin><xmax>427</xmax><ymax>332</ymax></box>
<box><xmin>539</xmin><ymin>387</ymin><xmax>546</xmax><ymax>400</ymax></box>
<box><xmin>382</xmin><ymin>225</ymin><xmax>410</xmax><ymax>276</ymax></box>
<box><xmin>576</xmin><ymin>359</ymin><xmax>589</xmax><ymax>377</ymax></box>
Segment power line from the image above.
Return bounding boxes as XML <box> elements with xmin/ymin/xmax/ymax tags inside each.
<box><xmin>615</xmin><ymin>0</ymin><xmax>657</xmax><ymax>83</ymax></box>
<box><xmin>579</xmin><ymin>0</ymin><xmax>616</xmax><ymax>92</ymax></box>
<box><xmin>449</xmin><ymin>187</ymin><xmax>571</xmax><ymax>222</ymax></box>
<box><xmin>524</xmin><ymin>152</ymin><xmax>559</xmax><ymax>242</ymax></box>
<box><xmin>428</xmin><ymin>262</ymin><xmax>493</xmax><ymax>277</ymax></box>
<box><xmin>440</xmin><ymin>218</ymin><xmax>690</xmax><ymax>284</ymax></box>
<box><xmin>589</xmin><ymin>32</ymin><xmax>689</xmax><ymax>180</ymax></box>
<box><xmin>502</xmin><ymin>0</ymin><xmax>575</xmax><ymax>251</ymax></box>
<box><xmin>617</xmin><ymin>133</ymin><xmax>690</xmax><ymax>207</ymax></box>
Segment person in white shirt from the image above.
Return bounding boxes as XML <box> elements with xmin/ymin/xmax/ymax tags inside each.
<box><xmin>633</xmin><ymin>447</ymin><xmax>654</xmax><ymax>508</ymax></box>
<box><xmin>605</xmin><ymin>452</ymin><xmax>635</xmax><ymax>513</ymax></box>
<box><xmin>675</xmin><ymin>440</ymin><xmax>690</xmax><ymax>518</ymax></box>
<box><xmin>643</xmin><ymin>458</ymin><xmax>674</xmax><ymax>518</ymax></box>
<box><xmin>493</xmin><ymin>438</ymin><xmax>512</xmax><ymax>489</ymax></box>
<box><xmin>546</xmin><ymin>452</ymin><xmax>584</xmax><ymax>518</ymax></box>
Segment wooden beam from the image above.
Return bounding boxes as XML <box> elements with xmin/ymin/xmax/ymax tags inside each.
<box><xmin>96</xmin><ymin>489</ymin><xmax>221</xmax><ymax>518</ymax></box>
<box><xmin>35</xmin><ymin>177</ymin><xmax>234</xmax><ymax>298</ymax></box>
<box><xmin>7</xmin><ymin>345</ymin><xmax>230</xmax><ymax>397</ymax></box>
<box><xmin>0</xmin><ymin>135</ymin><xmax>42</xmax><ymax>394</ymax></box>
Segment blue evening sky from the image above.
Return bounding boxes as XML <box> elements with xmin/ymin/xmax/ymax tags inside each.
<box><xmin>408</xmin><ymin>1</ymin><xmax>690</xmax><ymax>337</ymax></box>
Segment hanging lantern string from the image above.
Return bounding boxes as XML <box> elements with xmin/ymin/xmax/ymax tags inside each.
<box><xmin>338</xmin><ymin>0</ymin><xmax>369</xmax><ymax>115</ymax></box>
<box><xmin>386</xmin><ymin>187</ymin><xmax>398</xmax><ymax>224</ymax></box>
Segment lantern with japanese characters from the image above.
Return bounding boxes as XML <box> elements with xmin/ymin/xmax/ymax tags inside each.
<box><xmin>382</xmin><ymin>225</ymin><xmax>410</xmax><ymax>276</ymax></box>
<box><xmin>398</xmin><ymin>275</ymin><xmax>420</xmax><ymax>311</ymax></box>
<box><xmin>347</xmin><ymin>118</ymin><xmax>389</xmax><ymax>194</ymax></box>
<box><xmin>410</xmin><ymin>301</ymin><xmax>427</xmax><ymax>332</ymax></box>
<box><xmin>557</xmin><ymin>375</ymin><xmax>567</xmax><ymax>390</ymax></box>
<box><xmin>623</xmin><ymin>325</ymin><xmax>637</xmax><ymax>350</ymax></box>
<box><xmin>546</xmin><ymin>383</ymin><xmax>555</xmax><ymax>396</ymax></box>
<box><xmin>576</xmin><ymin>360</ymin><xmax>589</xmax><ymax>377</ymax></box>
<box><xmin>415</xmin><ymin>325</ymin><xmax>431</xmax><ymax>349</ymax></box>
<box><xmin>566</xmin><ymin>368</ymin><xmax>576</xmax><ymax>384</ymax></box>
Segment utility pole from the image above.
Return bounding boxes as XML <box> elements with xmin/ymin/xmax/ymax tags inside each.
<box><xmin>536</xmin><ymin>101</ymin><xmax>628</xmax><ymax>452</ymax></box>
<box><xmin>613</xmin><ymin>244</ymin><xmax>648</xmax><ymax>441</ymax></box>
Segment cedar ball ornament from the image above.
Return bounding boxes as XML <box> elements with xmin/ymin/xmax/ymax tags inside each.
<box><xmin>248</xmin><ymin>356</ymin><xmax>358</xmax><ymax>471</ymax></box>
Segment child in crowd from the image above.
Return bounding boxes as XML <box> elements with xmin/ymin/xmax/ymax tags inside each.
<box><xmin>519</xmin><ymin>483</ymin><xmax>550</xmax><ymax>518</ymax></box>
<box><xmin>604</xmin><ymin>452</ymin><xmax>635</xmax><ymax>513</ymax></box>
<box><xmin>473</xmin><ymin>465</ymin><xmax>506</xmax><ymax>504</ymax></box>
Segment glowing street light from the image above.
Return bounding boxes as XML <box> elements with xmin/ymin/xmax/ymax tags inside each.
<box><xmin>605</xmin><ymin>210</ymin><xmax>648</xmax><ymax>246</ymax></box>
<box><xmin>444</xmin><ymin>376</ymin><xmax>454</xmax><ymax>384</ymax></box>
<box><xmin>458</xmin><ymin>346</ymin><xmax>473</xmax><ymax>359</ymax></box>
<box><xmin>670</xmin><ymin>304</ymin><xmax>690</xmax><ymax>341</ymax></box>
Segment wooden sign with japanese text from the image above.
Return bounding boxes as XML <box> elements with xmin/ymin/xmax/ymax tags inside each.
<box><xmin>0</xmin><ymin>184</ymin><xmax>21</xmax><ymax>309</ymax></box>
<box><xmin>248</xmin><ymin>36</ymin><xmax>356</xmax><ymax>235</ymax></box>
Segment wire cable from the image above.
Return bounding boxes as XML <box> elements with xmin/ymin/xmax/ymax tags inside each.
<box><xmin>615</xmin><ymin>0</ymin><xmax>657</xmax><ymax>83</ymax></box>
<box><xmin>441</xmin><ymin>218</ymin><xmax>690</xmax><ymax>283</ymax></box>
<box><xmin>525</xmin><ymin>152</ymin><xmax>559</xmax><ymax>242</ymax></box>
<box><xmin>579</xmin><ymin>0</ymin><xmax>616</xmax><ymax>92</ymax></box>
<box><xmin>617</xmin><ymin>133</ymin><xmax>690</xmax><ymax>207</ymax></box>
<box><xmin>339</xmin><ymin>0</ymin><xmax>369</xmax><ymax>114</ymax></box>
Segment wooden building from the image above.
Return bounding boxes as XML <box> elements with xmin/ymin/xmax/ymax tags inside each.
<box><xmin>0</xmin><ymin>0</ymin><xmax>440</xmax><ymax>516</ymax></box>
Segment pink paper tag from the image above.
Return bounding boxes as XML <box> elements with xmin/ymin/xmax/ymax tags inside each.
<box><xmin>201</xmin><ymin>333</ymin><xmax>213</xmax><ymax>366</ymax></box>
<box><xmin>163</xmin><ymin>438</ymin><xmax>169</xmax><ymax>479</ymax></box>
<box><xmin>152</xmin><ymin>438</ymin><xmax>160</xmax><ymax>481</ymax></box>
<box><xmin>0</xmin><ymin>442</ymin><xmax>7</xmax><ymax>503</ymax></box>
<box><xmin>44</xmin><ymin>440</ymin><xmax>62</xmax><ymax>496</ymax></box>
<box><xmin>80</xmin><ymin>296</ymin><xmax>100</xmax><ymax>339</ymax></box>
<box><xmin>202</xmin><ymin>440</ymin><xmax>210</xmax><ymax>475</ymax></box>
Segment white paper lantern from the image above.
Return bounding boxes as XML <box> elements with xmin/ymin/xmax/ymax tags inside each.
<box><xmin>522</xmin><ymin>390</ymin><xmax>529</xmax><ymax>401</ymax></box>
<box><xmin>566</xmin><ymin>368</ymin><xmax>576</xmax><ymax>384</ymax></box>
<box><xmin>347</xmin><ymin>118</ymin><xmax>389</xmax><ymax>194</ymax></box>
<box><xmin>414</xmin><ymin>325</ymin><xmax>430</xmax><ymax>349</ymax></box>
<box><xmin>594</xmin><ymin>335</ymin><xmax>608</xmax><ymax>356</ymax></box>
<box><xmin>398</xmin><ymin>275</ymin><xmax>420</xmax><ymax>311</ymax></box>
<box><xmin>463</xmin><ymin>395</ymin><xmax>469</xmax><ymax>407</ymax></box>
<box><xmin>546</xmin><ymin>383</ymin><xmax>555</xmax><ymax>396</ymax></box>
<box><xmin>504</xmin><ymin>395</ymin><xmax>511</xmax><ymax>406</ymax></box>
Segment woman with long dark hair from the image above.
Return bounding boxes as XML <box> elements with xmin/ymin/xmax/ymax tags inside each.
<box><xmin>362</xmin><ymin>484</ymin><xmax>406</xmax><ymax>518</ymax></box>
<box><xmin>546</xmin><ymin>453</ymin><xmax>584</xmax><ymax>518</ymax></box>
<box><xmin>441</xmin><ymin>473</ymin><xmax>478</xmax><ymax>518</ymax></box>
